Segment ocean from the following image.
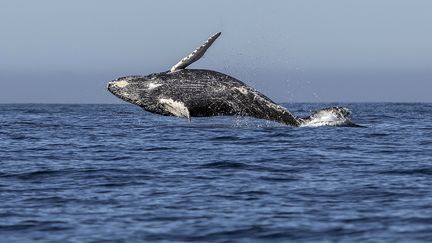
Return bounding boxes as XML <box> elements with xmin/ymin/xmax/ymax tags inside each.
<box><xmin>1</xmin><ymin>103</ymin><xmax>432</xmax><ymax>242</ymax></box>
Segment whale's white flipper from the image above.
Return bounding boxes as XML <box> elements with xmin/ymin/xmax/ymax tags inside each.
<box><xmin>170</xmin><ymin>32</ymin><xmax>221</xmax><ymax>72</ymax></box>
<box><xmin>158</xmin><ymin>98</ymin><xmax>191</xmax><ymax>119</ymax></box>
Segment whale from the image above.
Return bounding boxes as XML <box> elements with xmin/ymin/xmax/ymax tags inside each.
<box><xmin>107</xmin><ymin>32</ymin><xmax>355</xmax><ymax>127</ymax></box>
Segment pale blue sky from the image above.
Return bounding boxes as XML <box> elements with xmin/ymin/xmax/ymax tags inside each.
<box><xmin>1</xmin><ymin>0</ymin><xmax>431</xmax><ymax>103</ymax></box>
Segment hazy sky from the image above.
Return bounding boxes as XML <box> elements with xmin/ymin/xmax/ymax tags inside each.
<box><xmin>1</xmin><ymin>0</ymin><xmax>431</xmax><ymax>103</ymax></box>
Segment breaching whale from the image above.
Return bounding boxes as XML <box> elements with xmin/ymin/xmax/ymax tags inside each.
<box><xmin>107</xmin><ymin>32</ymin><xmax>354</xmax><ymax>127</ymax></box>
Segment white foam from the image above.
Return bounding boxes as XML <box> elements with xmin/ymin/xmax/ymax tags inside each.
<box><xmin>300</xmin><ymin>108</ymin><xmax>352</xmax><ymax>127</ymax></box>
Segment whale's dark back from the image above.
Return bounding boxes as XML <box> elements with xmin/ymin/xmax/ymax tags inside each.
<box><xmin>150</xmin><ymin>69</ymin><xmax>271</xmax><ymax>116</ymax></box>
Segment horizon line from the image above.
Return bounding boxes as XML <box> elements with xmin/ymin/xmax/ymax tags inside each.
<box><xmin>1</xmin><ymin>101</ymin><xmax>431</xmax><ymax>105</ymax></box>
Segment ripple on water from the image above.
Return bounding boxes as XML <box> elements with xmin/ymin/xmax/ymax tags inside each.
<box><xmin>1</xmin><ymin>103</ymin><xmax>432</xmax><ymax>242</ymax></box>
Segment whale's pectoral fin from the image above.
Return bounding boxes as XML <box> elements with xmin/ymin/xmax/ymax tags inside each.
<box><xmin>158</xmin><ymin>98</ymin><xmax>191</xmax><ymax>120</ymax></box>
<box><xmin>170</xmin><ymin>32</ymin><xmax>221</xmax><ymax>72</ymax></box>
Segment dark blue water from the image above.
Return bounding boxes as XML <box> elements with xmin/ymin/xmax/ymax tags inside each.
<box><xmin>1</xmin><ymin>103</ymin><xmax>432</xmax><ymax>242</ymax></box>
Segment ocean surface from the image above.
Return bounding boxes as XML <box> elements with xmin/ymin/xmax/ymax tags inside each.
<box><xmin>1</xmin><ymin>103</ymin><xmax>432</xmax><ymax>242</ymax></box>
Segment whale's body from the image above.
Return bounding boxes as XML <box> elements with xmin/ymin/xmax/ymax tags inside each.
<box><xmin>108</xmin><ymin>69</ymin><xmax>301</xmax><ymax>126</ymax></box>
<box><xmin>107</xmin><ymin>32</ymin><xmax>355</xmax><ymax>127</ymax></box>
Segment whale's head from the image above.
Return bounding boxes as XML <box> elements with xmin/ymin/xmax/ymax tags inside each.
<box><xmin>107</xmin><ymin>76</ymin><xmax>142</xmax><ymax>105</ymax></box>
<box><xmin>107</xmin><ymin>73</ymin><xmax>168</xmax><ymax>107</ymax></box>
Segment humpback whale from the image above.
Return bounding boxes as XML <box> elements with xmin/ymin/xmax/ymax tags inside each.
<box><xmin>107</xmin><ymin>32</ymin><xmax>354</xmax><ymax>127</ymax></box>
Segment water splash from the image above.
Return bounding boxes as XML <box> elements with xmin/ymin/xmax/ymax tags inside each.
<box><xmin>299</xmin><ymin>106</ymin><xmax>355</xmax><ymax>127</ymax></box>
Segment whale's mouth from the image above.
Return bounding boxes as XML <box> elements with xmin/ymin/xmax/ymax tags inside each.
<box><xmin>299</xmin><ymin>106</ymin><xmax>355</xmax><ymax>127</ymax></box>
<box><xmin>107</xmin><ymin>81</ymin><xmax>125</xmax><ymax>100</ymax></box>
